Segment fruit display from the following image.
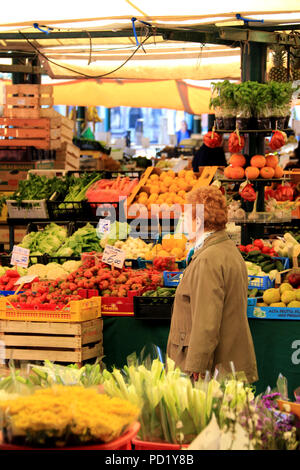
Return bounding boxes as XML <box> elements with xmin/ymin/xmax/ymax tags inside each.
<box><xmin>0</xmin><ymin>267</ymin><xmax>29</xmax><ymax>292</ymax></box>
<box><xmin>0</xmin><ymin>386</ymin><xmax>139</xmax><ymax>447</ymax></box>
<box><xmin>86</xmin><ymin>175</ymin><xmax>139</xmax><ymax>203</ymax></box>
<box><xmin>260</xmin><ymin>283</ymin><xmax>300</xmax><ymax>308</ymax></box>
<box><xmin>130</xmin><ymin>169</ymin><xmax>198</xmax><ymax>213</ymax></box>
<box><xmin>224</xmin><ymin>152</ymin><xmax>284</xmax><ymax>180</ymax></box>
<box><xmin>12</xmin><ymin>259</ymin><xmax>163</xmax><ymax>306</ymax></box>
<box><xmin>143</xmin><ymin>234</ymin><xmax>188</xmax><ymax>262</ymax></box>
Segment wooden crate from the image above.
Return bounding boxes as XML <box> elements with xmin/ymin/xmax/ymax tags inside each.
<box><xmin>5</xmin><ymin>85</ymin><xmax>53</xmax><ymax>119</ymax></box>
<box><xmin>55</xmin><ymin>142</ymin><xmax>81</xmax><ymax>170</ymax></box>
<box><xmin>0</xmin><ymin>318</ymin><xmax>103</xmax><ymax>366</ymax></box>
<box><xmin>0</xmin><ymin>117</ymin><xmax>51</xmax><ymax>149</ymax></box>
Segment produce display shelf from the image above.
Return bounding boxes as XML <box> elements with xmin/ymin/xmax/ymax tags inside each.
<box><xmin>248</xmin><ymin>305</ymin><xmax>300</xmax><ymax>320</ymax></box>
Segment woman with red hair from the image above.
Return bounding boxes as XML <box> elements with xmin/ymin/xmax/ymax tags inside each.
<box><xmin>167</xmin><ymin>186</ymin><xmax>258</xmax><ymax>383</ymax></box>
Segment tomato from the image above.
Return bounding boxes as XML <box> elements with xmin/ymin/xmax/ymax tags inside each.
<box><xmin>245</xmin><ymin>244</ymin><xmax>256</xmax><ymax>252</ymax></box>
<box><xmin>261</xmin><ymin>246</ymin><xmax>271</xmax><ymax>254</ymax></box>
<box><xmin>253</xmin><ymin>239</ymin><xmax>264</xmax><ymax>250</ymax></box>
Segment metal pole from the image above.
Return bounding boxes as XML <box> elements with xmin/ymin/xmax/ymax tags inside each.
<box><xmin>105</xmin><ymin>108</ymin><xmax>111</xmax><ymax>132</ymax></box>
<box><xmin>76</xmin><ymin>106</ymin><xmax>86</xmax><ymax>137</ymax></box>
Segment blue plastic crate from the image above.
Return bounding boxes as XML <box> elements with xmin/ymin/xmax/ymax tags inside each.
<box><xmin>247</xmin><ymin>297</ymin><xmax>258</xmax><ymax>317</ymax></box>
<box><xmin>248</xmin><ymin>275</ymin><xmax>274</xmax><ymax>290</ymax></box>
<box><xmin>0</xmin><ymin>290</ymin><xmax>23</xmax><ymax>297</ymax></box>
<box><xmin>273</xmin><ymin>257</ymin><xmax>289</xmax><ymax>270</ymax></box>
<box><xmin>163</xmin><ymin>271</ymin><xmax>183</xmax><ymax>287</ymax></box>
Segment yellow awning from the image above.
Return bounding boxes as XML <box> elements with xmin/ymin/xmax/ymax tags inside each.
<box><xmin>52</xmin><ymin>78</ymin><xmax>212</xmax><ymax>114</ymax></box>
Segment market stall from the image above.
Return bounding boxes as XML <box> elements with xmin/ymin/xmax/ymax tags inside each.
<box><xmin>1</xmin><ymin>4</ymin><xmax>300</xmax><ymax>452</ymax></box>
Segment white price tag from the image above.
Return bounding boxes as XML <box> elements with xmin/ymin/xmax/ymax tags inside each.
<box><xmin>10</xmin><ymin>246</ymin><xmax>30</xmax><ymax>268</ymax></box>
<box><xmin>14</xmin><ymin>274</ymin><xmax>37</xmax><ymax>286</ymax></box>
<box><xmin>102</xmin><ymin>245</ymin><xmax>126</xmax><ymax>269</ymax></box>
<box><xmin>97</xmin><ymin>219</ymin><xmax>111</xmax><ymax>235</ymax></box>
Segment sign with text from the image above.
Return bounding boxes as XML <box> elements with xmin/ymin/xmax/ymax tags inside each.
<box><xmin>102</xmin><ymin>245</ymin><xmax>126</xmax><ymax>269</ymax></box>
<box><xmin>10</xmin><ymin>246</ymin><xmax>30</xmax><ymax>268</ymax></box>
<box><xmin>15</xmin><ymin>274</ymin><xmax>37</xmax><ymax>285</ymax></box>
<box><xmin>98</xmin><ymin>219</ymin><xmax>111</xmax><ymax>235</ymax></box>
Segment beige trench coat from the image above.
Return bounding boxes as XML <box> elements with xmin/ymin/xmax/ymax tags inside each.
<box><xmin>167</xmin><ymin>230</ymin><xmax>258</xmax><ymax>383</ymax></box>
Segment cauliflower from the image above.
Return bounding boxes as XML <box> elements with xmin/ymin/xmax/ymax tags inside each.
<box><xmin>62</xmin><ymin>260</ymin><xmax>82</xmax><ymax>273</ymax></box>
<box><xmin>46</xmin><ymin>266</ymin><xmax>68</xmax><ymax>280</ymax></box>
<box><xmin>27</xmin><ymin>264</ymin><xmax>48</xmax><ymax>279</ymax></box>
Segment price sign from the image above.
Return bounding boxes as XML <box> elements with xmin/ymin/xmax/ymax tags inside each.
<box><xmin>97</xmin><ymin>219</ymin><xmax>111</xmax><ymax>235</ymax></box>
<box><xmin>102</xmin><ymin>245</ymin><xmax>126</xmax><ymax>269</ymax></box>
<box><xmin>14</xmin><ymin>275</ymin><xmax>37</xmax><ymax>286</ymax></box>
<box><xmin>10</xmin><ymin>246</ymin><xmax>30</xmax><ymax>268</ymax></box>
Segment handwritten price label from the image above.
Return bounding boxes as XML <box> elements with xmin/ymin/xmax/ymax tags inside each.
<box><xmin>97</xmin><ymin>219</ymin><xmax>111</xmax><ymax>235</ymax></box>
<box><xmin>10</xmin><ymin>246</ymin><xmax>30</xmax><ymax>268</ymax></box>
<box><xmin>102</xmin><ymin>245</ymin><xmax>126</xmax><ymax>269</ymax></box>
<box><xmin>15</xmin><ymin>275</ymin><xmax>37</xmax><ymax>286</ymax></box>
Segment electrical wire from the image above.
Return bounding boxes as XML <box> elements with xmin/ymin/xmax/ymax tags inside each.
<box><xmin>18</xmin><ymin>29</ymin><xmax>152</xmax><ymax>78</ymax></box>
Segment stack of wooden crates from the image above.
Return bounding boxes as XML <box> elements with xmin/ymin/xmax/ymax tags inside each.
<box><xmin>0</xmin><ymin>84</ymin><xmax>80</xmax><ymax>169</ymax></box>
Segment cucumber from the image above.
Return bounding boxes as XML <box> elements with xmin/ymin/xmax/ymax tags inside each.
<box><xmin>246</xmin><ymin>250</ymin><xmax>262</xmax><ymax>257</ymax></box>
<box><xmin>262</xmin><ymin>263</ymin><xmax>274</xmax><ymax>273</ymax></box>
<box><xmin>275</xmin><ymin>260</ymin><xmax>284</xmax><ymax>272</ymax></box>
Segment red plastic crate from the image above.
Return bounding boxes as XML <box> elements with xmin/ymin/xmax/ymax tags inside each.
<box><xmin>0</xmin><ymin>422</ymin><xmax>140</xmax><ymax>450</ymax></box>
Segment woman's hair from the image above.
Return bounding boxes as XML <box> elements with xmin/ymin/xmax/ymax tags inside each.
<box><xmin>186</xmin><ymin>186</ymin><xmax>228</xmax><ymax>231</ymax></box>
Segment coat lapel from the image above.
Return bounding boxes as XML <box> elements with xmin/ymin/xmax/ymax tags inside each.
<box><xmin>190</xmin><ymin>230</ymin><xmax>230</xmax><ymax>263</ymax></box>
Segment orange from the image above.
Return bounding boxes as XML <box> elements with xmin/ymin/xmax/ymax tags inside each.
<box><xmin>157</xmin><ymin>250</ymin><xmax>171</xmax><ymax>257</ymax></box>
<box><xmin>224</xmin><ymin>166</ymin><xmax>232</xmax><ymax>178</ymax></box>
<box><xmin>149</xmin><ymin>185</ymin><xmax>160</xmax><ymax>194</ymax></box>
<box><xmin>266</xmin><ymin>154</ymin><xmax>279</xmax><ymax>169</ymax></box>
<box><xmin>160</xmin><ymin>172</ymin><xmax>167</xmax><ymax>180</ymax></box>
<box><xmin>178</xmin><ymin>179</ymin><xmax>189</xmax><ymax>190</ymax></box>
<box><xmin>229</xmin><ymin>153</ymin><xmax>246</xmax><ymax>168</ymax></box>
<box><xmin>169</xmin><ymin>184</ymin><xmax>178</xmax><ymax>193</ymax></box>
<box><xmin>178</xmin><ymin>190</ymin><xmax>186</xmax><ymax>197</ymax></box>
<box><xmin>230</xmin><ymin>166</ymin><xmax>245</xmax><ymax>179</ymax></box>
<box><xmin>274</xmin><ymin>165</ymin><xmax>284</xmax><ymax>178</ymax></box>
<box><xmin>178</xmin><ymin>169</ymin><xmax>186</xmax><ymax>178</ymax></box>
<box><xmin>148</xmin><ymin>193</ymin><xmax>158</xmax><ymax>203</ymax></box>
<box><xmin>250</xmin><ymin>155</ymin><xmax>266</xmax><ymax>168</ymax></box>
<box><xmin>171</xmin><ymin>247</ymin><xmax>184</xmax><ymax>259</ymax></box>
<box><xmin>166</xmin><ymin>170</ymin><xmax>176</xmax><ymax>179</ymax></box>
<box><xmin>185</xmin><ymin>170</ymin><xmax>194</xmax><ymax>180</ymax></box>
<box><xmin>245</xmin><ymin>166</ymin><xmax>260</xmax><ymax>180</ymax></box>
<box><xmin>260</xmin><ymin>166</ymin><xmax>275</xmax><ymax>179</ymax></box>
<box><xmin>150</xmin><ymin>174</ymin><xmax>159</xmax><ymax>182</ymax></box>
<box><xmin>163</xmin><ymin>176</ymin><xmax>173</xmax><ymax>187</ymax></box>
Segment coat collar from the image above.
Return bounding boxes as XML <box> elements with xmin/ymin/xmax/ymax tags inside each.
<box><xmin>191</xmin><ymin>230</ymin><xmax>230</xmax><ymax>262</ymax></box>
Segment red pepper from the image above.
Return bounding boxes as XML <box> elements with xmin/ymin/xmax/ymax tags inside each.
<box><xmin>269</xmin><ymin>130</ymin><xmax>287</xmax><ymax>151</ymax></box>
<box><xmin>265</xmin><ymin>187</ymin><xmax>276</xmax><ymax>200</ymax></box>
<box><xmin>228</xmin><ymin>131</ymin><xmax>245</xmax><ymax>153</ymax></box>
<box><xmin>240</xmin><ymin>183</ymin><xmax>256</xmax><ymax>202</ymax></box>
<box><xmin>275</xmin><ymin>185</ymin><xmax>294</xmax><ymax>202</ymax></box>
<box><xmin>203</xmin><ymin>130</ymin><xmax>222</xmax><ymax>148</ymax></box>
